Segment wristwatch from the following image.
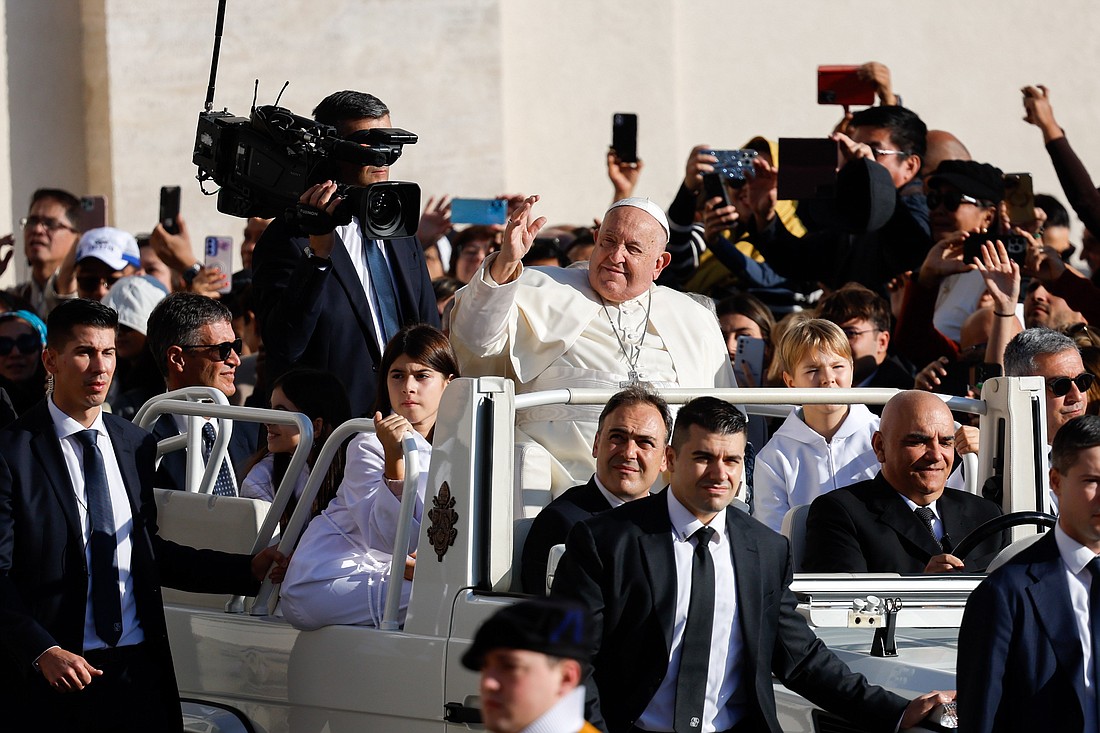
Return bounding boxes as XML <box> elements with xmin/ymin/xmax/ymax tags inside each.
<box><xmin>181</xmin><ymin>262</ymin><xmax>202</xmax><ymax>286</ymax></box>
<box><xmin>304</xmin><ymin>246</ymin><xmax>331</xmax><ymax>268</ymax></box>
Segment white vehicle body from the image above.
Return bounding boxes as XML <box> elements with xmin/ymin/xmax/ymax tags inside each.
<box><xmin>150</xmin><ymin>377</ymin><xmax>1052</xmax><ymax>732</ymax></box>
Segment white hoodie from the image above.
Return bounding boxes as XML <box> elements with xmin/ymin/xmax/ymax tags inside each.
<box><xmin>752</xmin><ymin>403</ymin><xmax>880</xmax><ymax>532</ymax></box>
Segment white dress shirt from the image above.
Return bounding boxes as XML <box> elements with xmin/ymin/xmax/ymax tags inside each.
<box><xmin>338</xmin><ymin>216</ymin><xmax>398</xmax><ymax>353</ymax></box>
<box><xmin>592</xmin><ymin>475</ymin><xmax>627</xmax><ymax>509</ymax></box>
<box><xmin>48</xmin><ymin>400</ymin><xmax>144</xmax><ymax>650</ymax></box>
<box><xmin>1054</xmin><ymin>524</ymin><xmax>1100</xmax><ymax>733</ymax></box>
<box><xmin>520</xmin><ymin>685</ymin><xmax>587</xmax><ymax>733</ymax></box>
<box><xmin>636</xmin><ymin>491</ymin><xmax>747</xmax><ymax>732</ymax></box>
<box><xmin>900</xmin><ymin>495</ymin><xmax>946</xmax><ymax>544</ymax></box>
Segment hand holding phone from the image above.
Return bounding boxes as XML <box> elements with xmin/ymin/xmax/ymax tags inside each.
<box><xmin>204</xmin><ymin>236</ymin><xmax>233</xmax><ymax>295</ymax></box>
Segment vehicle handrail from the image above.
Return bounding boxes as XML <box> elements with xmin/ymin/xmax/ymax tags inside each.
<box><xmin>380</xmin><ymin>433</ymin><xmax>422</xmax><ymax>630</ymax></box>
<box><xmin>252</xmin><ymin>417</ymin><xmax>376</xmax><ymax>616</ymax></box>
<box><xmin>137</xmin><ymin>388</ymin><xmax>232</xmax><ymax>494</ymax></box>
<box><xmin>514</xmin><ymin>387</ymin><xmax>985</xmax><ymax>415</ymax></box>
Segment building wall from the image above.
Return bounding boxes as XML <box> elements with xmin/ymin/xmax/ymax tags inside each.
<box><xmin>4</xmin><ymin>0</ymin><xmax>1100</xmax><ymax>276</ymax></box>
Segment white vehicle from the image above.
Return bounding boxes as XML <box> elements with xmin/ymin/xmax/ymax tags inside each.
<box><xmin>146</xmin><ymin>377</ymin><xmax>1054</xmax><ymax>732</ymax></box>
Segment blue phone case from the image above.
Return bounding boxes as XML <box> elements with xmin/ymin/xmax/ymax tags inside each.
<box><xmin>450</xmin><ymin>198</ymin><xmax>507</xmax><ymax>226</ymax></box>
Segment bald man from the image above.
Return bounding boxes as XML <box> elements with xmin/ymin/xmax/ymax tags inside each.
<box><xmin>803</xmin><ymin>390</ymin><xmax>1005</xmax><ymax>573</ymax></box>
<box><xmin>450</xmin><ymin>196</ymin><xmax>734</xmax><ymax>486</ymax></box>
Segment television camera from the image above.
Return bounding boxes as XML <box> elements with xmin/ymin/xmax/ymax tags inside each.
<box><xmin>191</xmin><ymin>2</ymin><xmax>420</xmax><ymax>238</ymax></box>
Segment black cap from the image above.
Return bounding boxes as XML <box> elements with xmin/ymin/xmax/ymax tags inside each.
<box><xmin>928</xmin><ymin>160</ymin><xmax>1005</xmax><ymax>203</ymax></box>
<box><xmin>461</xmin><ymin>598</ymin><xmax>593</xmax><ymax>670</ymax></box>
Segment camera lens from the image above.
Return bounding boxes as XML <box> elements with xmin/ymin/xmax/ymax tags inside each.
<box><xmin>367</xmin><ymin>189</ymin><xmax>402</xmax><ymax>235</ymax></box>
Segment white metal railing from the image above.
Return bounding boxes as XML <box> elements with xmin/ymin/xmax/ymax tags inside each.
<box><xmin>136</xmin><ymin>387</ymin><xmax>233</xmax><ymax>494</ymax></box>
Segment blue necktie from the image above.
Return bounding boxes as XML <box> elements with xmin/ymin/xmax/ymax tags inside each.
<box><xmin>74</xmin><ymin>429</ymin><xmax>123</xmax><ymax>647</ymax></box>
<box><xmin>674</xmin><ymin>525</ymin><xmax>715</xmax><ymax>733</ymax></box>
<box><xmin>201</xmin><ymin>421</ymin><xmax>236</xmax><ymax>497</ymax></box>
<box><xmin>363</xmin><ymin>238</ymin><xmax>400</xmax><ymax>343</ymax></box>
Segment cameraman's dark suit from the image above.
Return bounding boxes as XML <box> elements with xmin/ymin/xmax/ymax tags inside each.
<box><xmin>252</xmin><ymin>218</ymin><xmax>438</xmax><ymax>416</ymax></box>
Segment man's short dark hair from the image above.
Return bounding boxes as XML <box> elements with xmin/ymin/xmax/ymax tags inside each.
<box><xmin>1035</xmin><ymin>194</ymin><xmax>1070</xmax><ymax>229</ymax></box>
<box><xmin>1051</xmin><ymin>415</ymin><xmax>1100</xmax><ymax>474</ymax></box>
<box><xmin>312</xmin><ymin>90</ymin><xmax>389</xmax><ymax>126</ymax></box>
<box><xmin>146</xmin><ymin>292</ymin><xmax>233</xmax><ymax>378</ymax></box>
<box><xmin>46</xmin><ymin>298</ymin><xmax>117</xmax><ymax>349</ymax></box>
<box><xmin>597</xmin><ymin>384</ymin><xmax>673</xmax><ymax>446</ymax></box>
<box><xmin>1004</xmin><ymin>327</ymin><xmax>1079</xmax><ymax>377</ymax></box>
<box><xmin>671</xmin><ymin>397</ymin><xmax>746</xmax><ymax>450</ymax></box>
<box><xmin>30</xmin><ymin>188</ymin><xmax>81</xmax><ymax>227</ymax></box>
<box><xmin>816</xmin><ymin>283</ymin><xmax>892</xmax><ymax>332</ymax></box>
<box><xmin>849</xmin><ymin>105</ymin><xmax>928</xmax><ymax>162</ymax></box>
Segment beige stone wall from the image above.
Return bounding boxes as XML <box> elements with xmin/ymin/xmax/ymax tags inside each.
<box><xmin>4</xmin><ymin>0</ymin><xmax>1100</xmax><ymax>275</ymax></box>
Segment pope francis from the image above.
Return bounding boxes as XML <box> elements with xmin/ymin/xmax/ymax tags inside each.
<box><xmin>450</xmin><ymin>195</ymin><xmax>735</xmax><ymax>486</ymax></box>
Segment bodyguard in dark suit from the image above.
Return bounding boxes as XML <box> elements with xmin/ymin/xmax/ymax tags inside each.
<box><xmin>145</xmin><ymin>292</ymin><xmax>260</xmax><ymax>493</ymax></box>
<box><xmin>804</xmin><ymin>390</ymin><xmax>1005</xmax><ymax>574</ymax></box>
<box><xmin>521</xmin><ymin>386</ymin><xmax>672</xmax><ymax>594</ymax></box>
<box><xmin>958</xmin><ymin>414</ymin><xmax>1100</xmax><ymax>733</ymax></box>
<box><xmin>0</xmin><ymin>300</ymin><xmax>286</xmax><ymax>732</ymax></box>
<box><xmin>252</xmin><ymin>90</ymin><xmax>439</xmax><ymax>417</ymax></box>
<box><xmin>552</xmin><ymin>397</ymin><xmax>946</xmax><ymax>733</ymax></box>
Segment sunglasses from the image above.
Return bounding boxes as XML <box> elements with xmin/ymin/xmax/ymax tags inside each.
<box><xmin>926</xmin><ymin>190</ymin><xmax>983</xmax><ymax>212</ymax></box>
<box><xmin>178</xmin><ymin>338</ymin><xmax>243</xmax><ymax>362</ymax></box>
<box><xmin>1045</xmin><ymin>372</ymin><xmax>1095</xmax><ymax>397</ymax></box>
<box><xmin>0</xmin><ymin>333</ymin><xmax>40</xmax><ymax>356</ymax></box>
<box><xmin>76</xmin><ymin>275</ymin><xmax>125</xmax><ymax>292</ymax></box>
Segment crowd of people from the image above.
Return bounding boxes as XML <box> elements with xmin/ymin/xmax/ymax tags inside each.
<box><xmin>3</xmin><ymin>60</ymin><xmax>1100</xmax><ymax>731</ymax></box>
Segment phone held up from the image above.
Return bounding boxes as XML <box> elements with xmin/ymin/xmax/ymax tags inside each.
<box><xmin>817</xmin><ymin>65</ymin><xmax>876</xmax><ymax>106</ymax></box>
<box><xmin>611</xmin><ymin>113</ymin><xmax>638</xmax><ymax>164</ymax></box>
<box><xmin>79</xmin><ymin>195</ymin><xmax>108</xmax><ymax>230</ymax></box>
<box><xmin>735</xmin><ymin>335</ymin><xmax>766</xmax><ymax>388</ymax></box>
<box><xmin>204</xmin><ymin>236</ymin><xmax>233</xmax><ymax>295</ymax></box>
<box><xmin>450</xmin><ymin>198</ymin><xmax>508</xmax><ymax>227</ymax></box>
<box><xmin>160</xmin><ymin>186</ymin><xmax>182</xmax><ymax>235</ymax></box>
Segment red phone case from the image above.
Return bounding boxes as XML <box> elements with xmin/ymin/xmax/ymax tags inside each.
<box><xmin>817</xmin><ymin>66</ymin><xmax>876</xmax><ymax>106</ymax></box>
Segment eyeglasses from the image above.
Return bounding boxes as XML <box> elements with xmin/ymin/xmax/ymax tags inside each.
<box><xmin>178</xmin><ymin>338</ymin><xmax>243</xmax><ymax>362</ymax></box>
<box><xmin>1065</xmin><ymin>322</ymin><xmax>1100</xmax><ymax>349</ymax></box>
<box><xmin>0</xmin><ymin>333</ymin><xmax>40</xmax><ymax>356</ymax></box>
<box><xmin>20</xmin><ymin>215</ymin><xmax>77</xmax><ymax>233</ymax></box>
<box><xmin>76</xmin><ymin>275</ymin><xmax>125</xmax><ymax>292</ymax></box>
<box><xmin>1045</xmin><ymin>372</ymin><xmax>1095</xmax><ymax>397</ymax></box>
<box><xmin>869</xmin><ymin>148</ymin><xmax>910</xmax><ymax>159</ymax></box>
<box><xmin>926</xmin><ymin>191</ymin><xmax>983</xmax><ymax>212</ymax></box>
<box><xmin>841</xmin><ymin>327</ymin><xmax>880</xmax><ymax>339</ymax></box>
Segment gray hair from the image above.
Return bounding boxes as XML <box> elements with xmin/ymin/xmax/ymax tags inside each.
<box><xmin>1003</xmin><ymin>327</ymin><xmax>1079</xmax><ymax>377</ymax></box>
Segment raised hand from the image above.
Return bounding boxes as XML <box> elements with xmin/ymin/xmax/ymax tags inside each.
<box><xmin>607</xmin><ymin>149</ymin><xmax>644</xmax><ymax>200</ymax></box>
<box><xmin>1021</xmin><ymin>85</ymin><xmax>1063</xmax><ymax>143</ymax></box>
<box><xmin>489</xmin><ymin>194</ymin><xmax>547</xmax><ymax>285</ymax></box>
<box><xmin>917</xmin><ymin>232</ymin><xmax>975</xmax><ymax>288</ymax></box>
<box><xmin>974</xmin><ymin>239</ymin><xmax>1021</xmax><ymax>315</ymax></box>
<box><xmin>417</xmin><ymin>195</ymin><xmax>452</xmax><ymax>247</ymax></box>
<box><xmin>683</xmin><ymin>145</ymin><xmax>718</xmax><ymax>191</ymax></box>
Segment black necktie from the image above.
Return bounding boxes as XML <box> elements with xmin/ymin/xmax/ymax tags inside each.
<box><xmin>201</xmin><ymin>422</ymin><xmax>237</xmax><ymax>497</ymax></box>
<box><xmin>674</xmin><ymin>525</ymin><xmax>715</xmax><ymax>733</ymax></box>
<box><xmin>74</xmin><ymin>429</ymin><xmax>123</xmax><ymax>647</ymax></box>
<box><xmin>914</xmin><ymin>506</ymin><xmax>943</xmax><ymax>551</ymax></box>
<box><xmin>1087</xmin><ymin>557</ymin><xmax>1100</xmax><ymax>724</ymax></box>
<box><xmin>363</xmin><ymin>238</ymin><xmax>400</xmax><ymax>342</ymax></box>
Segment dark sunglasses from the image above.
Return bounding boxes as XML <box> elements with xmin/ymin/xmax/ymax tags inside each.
<box><xmin>0</xmin><ymin>333</ymin><xmax>40</xmax><ymax>356</ymax></box>
<box><xmin>179</xmin><ymin>338</ymin><xmax>243</xmax><ymax>362</ymax></box>
<box><xmin>926</xmin><ymin>190</ymin><xmax>982</xmax><ymax>212</ymax></box>
<box><xmin>1045</xmin><ymin>372</ymin><xmax>1095</xmax><ymax>397</ymax></box>
<box><xmin>76</xmin><ymin>275</ymin><xmax>124</xmax><ymax>292</ymax></box>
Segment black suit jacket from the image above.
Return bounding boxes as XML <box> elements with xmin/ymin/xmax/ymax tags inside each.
<box><xmin>251</xmin><ymin>217</ymin><xmax>439</xmax><ymax>417</ymax></box>
<box><xmin>958</xmin><ymin>531</ymin><xmax>1088</xmax><ymax>733</ymax></box>
<box><xmin>520</xmin><ymin>478</ymin><xmax>612</xmax><ymax>594</ymax></box>
<box><xmin>0</xmin><ymin>401</ymin><xmax>258</xmax><ymax>729</ymax></box>
<box><xmin>803</xmin><ymin>474</ymin><xmax>1006</xmax><ymax>573</ymax></box>
<box><xmin>551</xmin><ymin>492</ymin><xmax>907</xmax><ymax>733</ymax></box>
<box><xmin>150</xmin><ymin>413</ymin><xmax>259</xmax><ymax>492</ymax></box>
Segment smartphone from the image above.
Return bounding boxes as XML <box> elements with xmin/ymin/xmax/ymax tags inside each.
<box><xmin>708</xmin><ymin>149</ymin><xmax>758</xmax><ymax>184</ymax></box>
<box><xmin>777</xmin><ymin>138</ymin><xmax>839</xmax><ymax>200</ymax></box>
<box><xmin>160</xmin><ymin>186</ymin><xmax>181</xmax><ymax>235</ymax></box>
<box><xmin>735</xmin><ymin>336</ymin><xmax>766</xmax><ymax>388</ymax></box>
<box><xmin>939</xmin><ymin>361</ymin><xmax>971</xmax><ymax>397</ymax></box>
<box><xmin>817</xmin><ymin>65</ymin><xmax>876</xmax><ymax>106</ymax></box>
<box><xmin>702</xmin><ymin>173</ymin><xmax>731</xmax><ymax>208</ymax></box>
<box><xmin>79</xmin><ymin>195</ymin><xmax>108</xmax><ymax>230</ymax></box>
<box><xmin>204</xmin><ymin>236</ymin><xmax>234</xmax><ymax>294</ymax></box>
<box><xmin>1003</xmin><ymin>173</ymin><xmax>1035</xmax><ymax>226</ymax></box>
<box><xmin>963</xmin><ymin>231</ymin><xmax>1030</xmax><ymax>266</ymax></box>
<box><xmin>611</xmin><ymin>112</ymin><xmax>638</xmax><ymax>164</ymax></box>
<box><xmin>450</xmin><ymin>198</ymin><xmax>508</xmax><ymax>226</ymax></box>
<box><xmin>971</xmin><ymin>362</ymin><xmax>1003</xmax><ymax>393</ymax></box>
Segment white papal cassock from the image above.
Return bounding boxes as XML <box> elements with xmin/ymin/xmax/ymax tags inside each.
<box><xmin>450</xmin><ymin>254</ymin><xmax>735</xmax><ymax>487</ymax></box>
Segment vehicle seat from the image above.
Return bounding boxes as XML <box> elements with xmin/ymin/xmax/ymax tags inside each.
<box><xmin>511</xmin><ymin>517</ymin><xmax>535</xmax><ymax>593</ymax></box>
<box><xmin>780</xmin><ymin>504</ymin><xmax>811</xmax><ymax>573</ymax></box>
<box><xmin>154</xmin><ymin>488</ymin><xmax>272</xmax><ymax>609</ymax></box>
<box><xmin>515</xmin><ymin>441</ymin><xmax>553</xmax><ymax>519</ymax></box>
<box><xmin>985</xmin><ymin>531</ymin><xmax>1045</xmax><ymax>574</ymax></box>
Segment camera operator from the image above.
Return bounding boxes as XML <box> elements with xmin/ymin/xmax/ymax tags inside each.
<box><xmin>251</xmin><ymin>91</ymin><xmax>439</xmax><ymax>416</ymax></box>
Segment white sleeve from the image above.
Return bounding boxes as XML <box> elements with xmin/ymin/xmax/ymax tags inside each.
<box><xmin>751</xmin><ymin>449</ymin><xmax>791</xmax><ymax>533</ymax></box>
<box><xmin>240</xmin><ymin>454</ymin><xmax>276</xmax><ymax>502</ymax></box>
<box><xmin>449</xmin><ymin>252</ymin><xmax>521</xmax><ymax>359</ymax></box>
<box><xmin>340</xmin><ymin>432</ymin><xmax>389</xmax><ymax>543</ymax></box>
